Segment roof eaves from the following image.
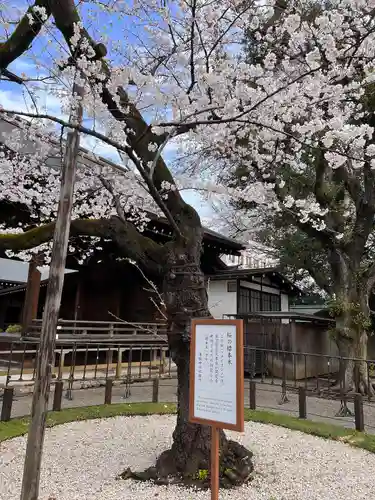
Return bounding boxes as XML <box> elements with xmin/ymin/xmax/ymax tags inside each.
<box><xmin>208</xmin><ymin>268</ymin><xmax>303</xmax><ymax>295</ymax></box>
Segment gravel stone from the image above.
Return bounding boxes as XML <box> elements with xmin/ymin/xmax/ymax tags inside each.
<box><xmin>0</xmin><ymin>415</ymin><xmax>373</xmax><ymax>499</ymax></box>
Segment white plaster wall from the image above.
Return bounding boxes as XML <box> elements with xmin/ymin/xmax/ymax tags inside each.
<box><xmin>280</xmin><ymin>293</ymin><xmax>289</xmax><ymax>311</ymax></box>
<box><xmin>280</xmin><ymin>293</ymin><xmax>289</xmax><ymax>323</ymax></box>
<box><xmin>207</xmin><ymin>280</ymin><xmax>237</xmax><ymax>319</ymax></box>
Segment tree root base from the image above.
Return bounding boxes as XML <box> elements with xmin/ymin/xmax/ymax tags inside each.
<box><xmin>118</xmin><ymin>440</ymin><xmax>254</xmax><ymax>490</ymax></box>
<box><xmin>335</xmin><ymin>402</ymin><xmax>354</xmax><ymax>417</ymax></box>
<box><xmin>329</xmin><ymin>380</ymin><xmax>375</xmax><ymax>398</ymax></box>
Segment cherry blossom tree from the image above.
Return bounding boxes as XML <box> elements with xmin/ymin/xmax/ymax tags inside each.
<box><xmin>3</xmin><ymin>0</ymin><xmax>375</xmax><ymax>489</ymax></box>
<box><xmin>0</xmin><ymin>0</ymin><xmax>265</xmax><ymax>489</ymax></box>
<box><xmin>175</xmin><ymin>0</ymin><xmax>375</xmax><ymax>395</ymax></box>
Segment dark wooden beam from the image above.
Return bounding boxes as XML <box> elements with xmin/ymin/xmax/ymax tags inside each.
<box><xmin>22</xmin><ymin>258</ymin><xmax>41</xmax><ymax>333</ymax></box>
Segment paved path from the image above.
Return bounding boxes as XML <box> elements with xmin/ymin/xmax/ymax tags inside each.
<box><xmin>3</xmin><ymin>379</ymin><xmax>375</xmax><ymax>433</ymax></box>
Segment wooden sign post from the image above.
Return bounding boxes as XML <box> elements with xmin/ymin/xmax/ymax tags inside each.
<box><xmin>189</xmin><ymin>319</ymin><xmax>244</xmax><ymax>500</ymax></box>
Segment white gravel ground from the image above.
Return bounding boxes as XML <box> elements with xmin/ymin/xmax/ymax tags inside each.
<box><xmin>0</xmin><ymin>414</ymin><xmax>373</xmax><ymax>500</ymax></box>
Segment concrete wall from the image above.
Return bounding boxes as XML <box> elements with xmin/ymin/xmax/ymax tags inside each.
<box><xmin>207</xmin><ymin>280</ymin><xmax>237</xmax><ymax>319</ymax></box>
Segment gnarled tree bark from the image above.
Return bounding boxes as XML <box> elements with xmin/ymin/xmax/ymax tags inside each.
<box><xmin>149</xmin><ymin>226</ymin><xmax>253</xmax><ymax>487</ymax></box>
<box><xmin>330</xmin><ymin>251</ymin><xmax>374</xmax><ymax>396</ymax></box>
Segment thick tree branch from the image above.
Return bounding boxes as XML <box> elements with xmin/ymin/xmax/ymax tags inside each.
<box><xmin>251</xmin><ymin>161</ymin><xmax>337</xmax><ymax>250</ymax></box>
<box><xmin>338</xmin><ymin>163</ymin><xmax>375</xmax><ymax>262</ymax></box>
<box><xmin>364</xmin><ymin>262</ymin><xmax>375</xmax><ymax>293</ymax></box>
<box><xmin>301</xmin><ymin>264</ymin><xmax>332</xmax><ymax>295</ymax></box>
<box><xmin>314</xmin><ymin>146</ymin><xmax>332</xmax><ymax>207</ymax></box>
<box><xmin>0</xmin><ymin>0</ymin><xmax>51</xmax><ymax>72</ymax></box>
<box><xmin>0</xmin><ymin>0</ymin><xmax>189</xmax><ymax>241</ymax></box>
<box><xmin>277</xmin><ymin>235</ymin><xmax>332</xmax><ymax>293</ymax></box>
<box><xmin>0</xmin><ymin>217</ymin><xmax>166</xmax><ymax>275</ymax></box>
<box><xmin>335</xmin><ymin>165</ymin><xmax>362</xmax><ymax>207</ymax></box>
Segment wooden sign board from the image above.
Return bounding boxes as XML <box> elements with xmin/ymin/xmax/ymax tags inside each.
<box><xmin>189</xmin><ymin>318</ymin><xmax>244</xmax><ymax>432</ymax></box>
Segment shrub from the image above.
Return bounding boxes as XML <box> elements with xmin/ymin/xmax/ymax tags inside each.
<box><xmin>5</xmin><ymin>324</ymin><xmax>22</xmax><ymax>334</ymax></box>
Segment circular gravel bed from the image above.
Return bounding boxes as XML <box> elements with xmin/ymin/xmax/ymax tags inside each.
<box><xmin>0</xmin><ymin>415</ymin><xmax>374</xmax><ymax>499</ymax></box>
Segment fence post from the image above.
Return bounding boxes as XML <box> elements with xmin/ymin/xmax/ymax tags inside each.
<box><xmin>59</xmin><ymin>351</ymin><xmax>66</xmax><ymax>379</ymax></box>
<box><xmin>249</xmin><ymin>381</ymin><xmax>256</xmax><ymax>410</ymax></box>
<box><xmin>104</xmin><ymin>379</ymin><xmax>113</xmax><ymax>405</ymax></box>
<box><xmin>160</xmin><ymin>348</ymin><xmax>166</xmax><ymax>374</ymax></box>
<box><xmin>152</xmin><ymin>377</ymin><xmax>159</xmax><ymax>403</ymax></box>
<box><xmin>298</xmin><ymin>386</ymin><xmax>307</xmax><ymax>419</ymax></box>
<box><xmin>116</xmin><ymin>349</ymin><xmax>123</xmax><ymax>379</ymax></box>
<box><xmin>279</xmin><ymin>352</ymin><xmax>289</xmax><ymax>404</ymax></box>
<box><xmin>107</xmin><ymin>324</ymin><xmax>114</xmax><ymax>367</ymax></box>
<box><xmin>354</xmin><ymin>394</ymin><xmax>364</xmax><ymax>432</ymax></box>
<box><xmin>52</xmin><ymin>381</ymin><xmax>63</xmax><ymax>412</ymax></box>
<box><xmin>1</xmin><ymin>387</ymin><xmax>14</xmax><ymax>421</ymax></box>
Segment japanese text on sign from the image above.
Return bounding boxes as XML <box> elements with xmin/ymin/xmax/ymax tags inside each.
<box><xmin>193</xmin><ymin>323</ymin><xmax>237</xmax><ymax>425</ymax></box>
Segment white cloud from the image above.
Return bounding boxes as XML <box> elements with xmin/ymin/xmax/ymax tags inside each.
<box><xmin>0</xmin><ymin>86</ymin><xmax>67</xmax><ymax>122</ymax></box>
<box><xmin>9</xmin><ymin>57</ymin><xmax>49</xmax><ymax>79</ymax></box>
<box><xmin>0</xmin><ymin>89</ymin><xmax>30</xmax><ymax>114</ymax></box>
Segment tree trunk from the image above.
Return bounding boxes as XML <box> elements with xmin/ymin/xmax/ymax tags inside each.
<box><xmin>154</xmin><ymin>325</ymin><xmax>253</xmax><ymax>487</ymax></box>
<box><xmin>124</xmin><ymin>230</ymin><xmax>254</xmax><ymax>487</ymax></box>
<box><xmin>328</xmin><ymin>249</ymin><xmax>374</xmax><ymax>395</ymax></box>
<box><xmin>334</xmin><ymin>283</ymin><xmax>373</xmax><ymax>396</ymax></box>
<box><xmin>337</xmin><ymin>328</ymin><xmax>372</xmax><ymax>395</ymax></box>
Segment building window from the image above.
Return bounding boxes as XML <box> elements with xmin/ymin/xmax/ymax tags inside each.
<box><xmin>270</xmin><ymin>294</ymin><xmax>281</xmax><ymax>311</ymax></box>
<box><xmin>250</xmin><ymin>290</ymin><xmax>261</xmax><ymax>311</ymax></box>
<box><xmin>238</xmin><ymin>287</ymin><xmax>281</xmax><ymax>313</ymax></box>
<box><xmin>238</xmin><ymin>287</ymin><xmax>250</xmax><ymax>313</ymax></box>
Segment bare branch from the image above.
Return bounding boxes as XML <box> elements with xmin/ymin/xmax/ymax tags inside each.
<box><xmin>98</xmin><ymin>175</ymin><xmax>126</xmax><ymax>222</ymax></box>
<box><xmin>107</xmin><ymin>311</ymin><xmax>168</xmax><ymax>340</ymax></box>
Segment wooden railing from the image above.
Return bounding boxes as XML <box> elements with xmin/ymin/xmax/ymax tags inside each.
<box><xmin>25</xmin><ymin>319</ymin><xmax>168</xmax><ymax>343</ymax></box>
<box><xmin>0</xmin><ymin>341</ymin><xmax>175</xmax><ymax>395</ymax></box>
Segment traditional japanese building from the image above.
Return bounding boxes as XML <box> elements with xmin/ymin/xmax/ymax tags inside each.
<box><xmin>0</xmin><ymin>219</ymin><xmax>247</xmax><ymax>331</ymax></box>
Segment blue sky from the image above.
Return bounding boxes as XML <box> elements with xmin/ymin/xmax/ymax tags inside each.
<box><xmin>1</xmin><ymin>1</ymin><xmax>213</xmax><ymax>220</ymax></box>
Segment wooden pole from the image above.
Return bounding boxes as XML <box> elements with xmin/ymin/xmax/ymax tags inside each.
<box><xmin>22</xmin><ymin>258</ymin><xmax>41</xmax><ymax>334</ymax></box>
<box><xmin>52</xmin><ymin>381</ymin><xmax>63</xmax><ymax>412</ymax></box>
<box><xmin>20</xmin><ymin>79</ymin><xmax>84</xmax><ymax>500</ymax></box>
<box><xmin>211</xmin><ymin>426</ymin><xmax>220</xmax><ymax>500</ymax></box>
<box><xmin>298</xmin><ymin>386</ymin><xmax>307</xmax><ymax>419</ymax></box>
<box><xmin>116</xmin><ymin>348</ymin><xmax>123</xmax><ymax>379</ymax></box>
<box><xmin>354</xmin><ymin>394</ymin><xmax>364</xmax><ymax>432</ymax></box>
<box><xmin>104</xmin><ymin>379</ymin><xmax>113</xmax><ymax>405</ymax></box>
<box><xmin>1</xmin><ymin>387</ymin><xmax>14</xmax><ymax>421</ymax></box>
<box><xmin>249</xmin><ymin>381</ymin><xmax>256</xmax><ymax>410</ymax></box>
<box><xmin>152</xmin><ymin>377</ymin><xmax>159</xmax><ymax>403</ymax></box>
<box><xmin>73</xmin><ymin>278</ymin><xmax>81</xmax><ymax>334</ymax></box>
